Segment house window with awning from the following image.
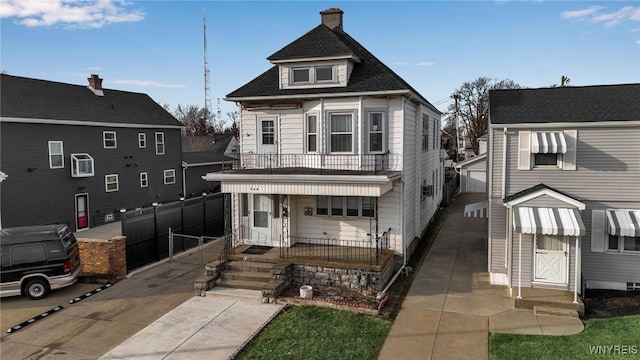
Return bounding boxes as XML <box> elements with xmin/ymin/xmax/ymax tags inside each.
<box><xmin>517</xmin><ymin>130</ymin><xmax>577</xmax><ymax>171</ymax></box>
<box><xmin>532</xmin><ymin>132</ymin><xmax>566</xmax><ymax>167</ymax></box>
<box><xmin>606</xmin><ymin>209</ymin><xmax>640</xmax><ymax>253</ymax></box>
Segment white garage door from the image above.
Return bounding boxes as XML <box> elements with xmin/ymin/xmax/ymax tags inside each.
<box><xmin>466</xmin><ymin>171</ymin><xmax>486</xmax><ymax>192</ymax></box>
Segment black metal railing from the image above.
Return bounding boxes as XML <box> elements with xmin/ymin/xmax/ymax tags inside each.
<box><xmin>222</xmin><ymin>152</ymin><xmax>390</xmax><ymax>175</ymax></box>
<box><xmin>280</xmin><ymin>229</ymin><xmax>392</xmax><ymax>265</ymax></box>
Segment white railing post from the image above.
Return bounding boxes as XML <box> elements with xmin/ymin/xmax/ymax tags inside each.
<box><xmin>517</xmin><ymin>233</ymin><xmax>522</xmax><ymax>299</ymax></box>
<box><xmin>168</xmin><ymin>227</ymin><xmax>173</xmax><ymax>261</ymax></box>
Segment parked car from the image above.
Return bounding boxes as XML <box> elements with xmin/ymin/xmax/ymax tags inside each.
<box><xmin>0</xmin><ymin>224</ymin><xmax>83</xmax><ymax>299</ymax></box>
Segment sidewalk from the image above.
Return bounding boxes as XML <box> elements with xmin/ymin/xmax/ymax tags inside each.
<box><xmin>378</xmin><ymin>193</ymin><xmax>584</xmax><ymax>360</ymax></box>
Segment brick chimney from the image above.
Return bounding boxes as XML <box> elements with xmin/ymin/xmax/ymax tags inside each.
<box><xmin>320</xmin><ymin>8</ymin><xmax>343</xmax><ymax>30</ymax></box>
<box><xmin>87</xmin><ymin>74</ymin><xmax>104</xmax><ymax>96</ymax></box>
<box><xmin>88</xmin><ymin>74</ymin><xmax>103</xmax><ymax>90</ymax></box>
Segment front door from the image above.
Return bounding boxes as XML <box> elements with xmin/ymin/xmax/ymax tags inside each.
<box><xmin>258</xmin><ymin>117</ymin><xmax>278</xmax><ymax>168</ymax></box>
<box><xmin>75</xmin><ymin>193</ymin><xmax>89</xmax><ymax>231</ymax></box>
<box><xmin>252</xmin><ymin>194</ymin><xmax>272</xmax><ymax>243</ymax></box>
<box><xmin>533</xmin><ymin>235</ymin><xmax>568</xmax><ymax>285</ymax></box>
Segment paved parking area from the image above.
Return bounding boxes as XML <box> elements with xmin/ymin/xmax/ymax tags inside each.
<box><xmin>0</xmin><ymin>240</ymin><xmax>223</xmax><ymax>359</ymax></box>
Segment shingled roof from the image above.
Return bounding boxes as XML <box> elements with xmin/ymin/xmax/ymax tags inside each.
<box><xmin>490</xmin><ymin>84</ymin><xmax>640</xmax><ymax>125</ymax></box>
<box><xmin>226</xmin><ymin>22</ymin><xmax>439</xmax><ymax>113</ymax></box>
<box><xmin>0</xmin><ymin>74</ymin><xmax>183</xmax><ymax>128</ymax></box>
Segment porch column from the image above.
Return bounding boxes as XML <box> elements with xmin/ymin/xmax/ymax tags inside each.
<box><xmin>574</xmin><ymin>237</ymin><xmax>579</xmax><ymax>304</ymax></box>
<box><xmin>517</xmin><ymin>233</ymin><xmax>522</xmax><ymax>299</ymax></box>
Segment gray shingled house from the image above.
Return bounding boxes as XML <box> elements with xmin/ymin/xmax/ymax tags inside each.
<box><xmin>482</xmin><ymin>84</ymin><xmax>640</xmax><ymax>304</ymax></box>
<box><xmin>204</xmin><ymin>8</ymin><xmax>443</xmax><ymax>294</ymax></box>
<box><xmin>0</xmin><ymin>74</ymin><xmax>184</xmax><ymax>231</ymax></box>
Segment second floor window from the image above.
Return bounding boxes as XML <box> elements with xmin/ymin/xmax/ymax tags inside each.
<box><xmin>422</xmin><ymin>114</ymin><xmax>429</xmax><ymax>151</ymax></box>
<box><xmin>330</xmin><ymin>113</ymin><xmax>353</xmax><ymax>153</ymax></box>
<box><xmin>48</xmin><ymin>141</ymin><xmax>64</xmax><ymax>168</ymax></box>
<box><xmin>103</xmin><ymin>131</ymin><xmax>117</xmax><ymax>149</ymax></box>
<box><xmin>138</xmin><ymin>133</ymin><xmax>146</xmax><ymax>148</ymax></box>
<box><xmin>155</xmin><ymin>132</ymin><xmax>165</xmax><ymax>155</ymax></box>
<box><xmin>306</xmin><ymin>114</ymin><xmax>318</xmax><ymax>153</ymax></box>
<box><xmin>368</xmin><ymin>112</ymin><xmax>384</xmax><ymax>153</ymax></box>
<box><xmin>262</xmin><ymin>120</ymin><xmax>275</xmax><ymax>145</ymax></box>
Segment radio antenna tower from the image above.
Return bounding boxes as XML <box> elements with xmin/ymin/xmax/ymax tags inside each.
<box><xmin>203</xmin><ymin>8</ymin><xmax>212</xmax><ymax>118</ymax></box>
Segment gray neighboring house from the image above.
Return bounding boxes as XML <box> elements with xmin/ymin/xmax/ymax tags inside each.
<box><xmin>483</xmin><ymin>84</ymin><xmax>640</xmax><ymax>299</ymax></box>
<box><xmin>182</xmin><ymin>135</ymin><xmax>239</xmax><ymax>197</ymax></box>
<box><xmin>0</xmin><ymin>74</ymin><xmax>184</xmax><ymax>231</ymax></box>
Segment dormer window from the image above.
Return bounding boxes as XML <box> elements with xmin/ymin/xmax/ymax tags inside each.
<box><xmin>290</xmin><ymin>65</ymin><xmax>335</xmax><ymax>85</ymax></box>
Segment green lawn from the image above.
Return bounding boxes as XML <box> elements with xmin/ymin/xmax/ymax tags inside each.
<box><xmin>238</xmin><ymin>306</ymin><xmax>391</xmax><ymax>360</ymax></box>
<box><xmin>489</xmin><ymin>315</ymin><xmax>640</xmax><ymax>360</ymax></box>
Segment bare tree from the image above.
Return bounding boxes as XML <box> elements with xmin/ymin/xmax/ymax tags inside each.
<box><xmin>444</xmin><ymin>77</ymin><xmax>522</xmax><ymax>155</ymax></box>
<box><xmin>173</xmin><ymin>104</ymin><xmax>217</xmax><ymax>136</ymax></box>
<box><xmin>224</xmin><ymin>111</ymin><xmax>239</xmax><ymax>138</ymax></box>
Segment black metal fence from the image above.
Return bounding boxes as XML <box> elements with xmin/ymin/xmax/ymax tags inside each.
<box><xmin>222</xmin><ymin>153</ymin><xmax>391</xmax><ymax>175</ymax></box>
<box><xmin>279</xmin><ymin>228</ymin><xmax>392</xmax><ymax>265</ymax></box>
<box><xmin>121</xmin><ymin>193</ymin><xmax>227</xmax><ymax>270</ymax></box>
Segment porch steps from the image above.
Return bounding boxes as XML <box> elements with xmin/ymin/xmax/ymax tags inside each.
<box><xmin>514</xmin><ymin>289</ymin><xmax>585</xmax><ymax>317</ymax></box>
<box><xmin>215</xmin><ymin>260</ymin><xmax>278</xmax><ymax>292</ymax></box>
<box><xmin>533</xmin><ymin>305</ymin><xmax>579</xmax><ymax>318</ymax></box>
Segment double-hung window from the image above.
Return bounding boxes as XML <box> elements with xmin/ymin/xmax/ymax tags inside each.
<box><xmin>422</xmin><ymin>114</ymin><xmax>429</xmax><ymax>151</ymax></box>
<box><xmin>140</xmin><ymin>172</ymin><xmax>148</xmax><ymax>188</ymax></box>
<box><xmin>71</xmin><ymin>154</ymin><xmax>94</xmax><ymax>177</ymax></box>
<box><xmin>48</xmin><ymin>141</ymin><xmax>64</xmax><ymax>168</ymax></box>
<box><xmin>105</xmin><ymin>174</ymin><xmax>119</xmax><ymax>192</ymax></box>
<box><xmin>368</xmin><ymin>112</ymin><xmax>384</xmax><ymax>153</ymax></box>
<box><xmin>330</xmin><ymin>113</ymin><xmax>353</xmax><ymax>153</ymax></box>
<box><xmin>155</xmin><ymin>132</ymin><xmax>165</xmax><ymax>155</ymax></box>
<box><xmin>138</xmin><ymin>133</ymin><xmax>146</xmax><ymax>148</ymax></box>
<box><xmin>103</xmin><ymin>131</ymin><xmax>117</xmax><ymax>149</ymax></box>
<box><xmin>306</xmin><ymin>114</ymin><xmax>318</xmax><ymax>153</ymax></box>
<box><xmin>164</xmin><ymin>169</ymin><xmax>176</xmax><ymax>184</ymax></box>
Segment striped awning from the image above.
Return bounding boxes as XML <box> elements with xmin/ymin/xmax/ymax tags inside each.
<box><xmin>464</xmin><ymin>200</ymin><xmax>488</xmax><ymax>218</ymax></box>
<box><xmin>513</xmin><ymin>207</ymin><xmax>585</xmax><ymax>236</ymax></box>
<box><xmin>606</xmin><ymin>209</ymin><xmax>640</xmax><ymax>237</ymax></box>
<box><xmin>531</xmin><ymin>132</ymin><xmax>567</xmax><ymax>154</ymax></box>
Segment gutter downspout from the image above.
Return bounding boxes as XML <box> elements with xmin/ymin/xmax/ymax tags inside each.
<box><xmin>378</xmin><ymin>179</ymin><xmax>406</xmax><ymax>299</ymax></box>
<box><xmin>574</xmin><ymin>237</ymin><xmax>579</xmax><ymax>304</ymax></box>
<box><xmin>181</xmin><ymin>161</ymin><xmax>187</xmax><ymax>198</ymax></box>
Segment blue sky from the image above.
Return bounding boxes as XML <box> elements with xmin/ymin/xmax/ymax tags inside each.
<box><xmin>2</xmin><ymin>1</ymin><xmax>639</xmax><ymax>122</ymax></box>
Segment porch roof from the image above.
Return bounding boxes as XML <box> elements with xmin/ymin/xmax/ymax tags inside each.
<box><xmin>513</xmin><ymin>207</ymin><xmax>586</xmax><ymax>236</ymax></box>
<box><xmin>212</xmin><ymin>173</ymin><xmax>400</xmax><ymax>197</ymax></box>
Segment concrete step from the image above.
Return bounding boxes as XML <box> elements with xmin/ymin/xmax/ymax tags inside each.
<box><xmin>515</xmin><ymin>297</ymin><xmax>585</xmax><ymax>317</ymax></box>
<box><xmin>223</xmin><ymin>270</ymin><xmax>272</xmax><ymax>282</ymax></box>
<box><xmin>534</xmin><ymin>305</ymin><xmax>579</xmax><ymax>318</ymax></box>
<box><xmin>216</xmin><ymin>278</ymin><xmax>268</xmax><ymax>291</ymax></box>
<box><xmin>226</xmin><ymin>260</ymin><xmax>274</xmax><ymax>273</ymax></box>
<box><xmin>206</xmin><ymin>287</ymin><xmax>263</xmax><ymax>302</ymax></box>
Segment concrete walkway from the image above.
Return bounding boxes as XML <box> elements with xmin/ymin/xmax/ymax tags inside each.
<box><xmin>100</xmin><ymin>288</ymin><xmax>283</xmax><ymax>360</ymax></box>
<box><xmin>378</xmin><ymin>193</ymin><xmax>584</xmax><ymax>360</ymax></box>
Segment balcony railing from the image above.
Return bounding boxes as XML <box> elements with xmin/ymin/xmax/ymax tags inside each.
<box><xmin>222</xmin><ymin>153</ymin><xmax>390</xmax><ymax>175</ymax></box>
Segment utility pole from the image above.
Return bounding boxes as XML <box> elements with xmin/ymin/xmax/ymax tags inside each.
<box><xmin>203</xmin><ymin>9</ymin><xmax>212</xmax><ymax>119</ymax></box>
<box><xmin>453</xmin><ymin>93</ymin><xmax>461</xmax><ymax>163</ymax></box>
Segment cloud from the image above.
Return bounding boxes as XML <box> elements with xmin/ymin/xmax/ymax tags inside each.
<box><xmin>393</xmin><ymin>62</ymin><xmax>409</xmax><ymax>66</ymax></box>
<box><xmin>111</xmin><ymin>79</ymin><xmax>187</xmax><ymax>88</ymax></box>
<box><xmin>561</xmin><ymin>6</ymin><xmax>604</xmax><ymax>20</ymax></box>
<box><xmin>0</xmin><ymin>0</ymin><xmax>145</xmax><ymax>28</ymax></box>
<box><xmin>417</xmin><ymin>62</ymin><xmax>435</xmax><ymax>66</ymax></box>
<box><xmin>562</xmin><ymin>5</ymin><xmax>640</xmax><ymax>28</ymax></box>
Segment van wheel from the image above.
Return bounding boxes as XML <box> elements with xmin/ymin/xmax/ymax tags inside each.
<box><xmin>24</xmin><ymin>278</ymin><xmax>50</xmax><ymax>300</ymax></box>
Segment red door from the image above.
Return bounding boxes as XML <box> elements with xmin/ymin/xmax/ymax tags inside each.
<box><xmin>76</xmin><ymin>194</ymin><xmax>89</xmax><ymax>230</ymax></box>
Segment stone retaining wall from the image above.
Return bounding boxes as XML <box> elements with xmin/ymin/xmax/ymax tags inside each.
<box><xmin>290</xmin><ymin>260</ymin><xmax>395</xmax><ymax>295</ymax></box>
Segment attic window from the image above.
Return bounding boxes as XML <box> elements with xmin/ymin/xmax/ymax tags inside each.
<box><xmin>290</xmin><ymin>65</ymin><xmax>335</xmax><ymax>85</ymax></box>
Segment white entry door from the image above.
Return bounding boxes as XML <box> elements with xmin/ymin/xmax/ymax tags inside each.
<box><xmin>258</xmin><ymin>117</ymin><xmax>278</xmax><ymax>168</ymax></box>
<box><xmin>534</xmin><ymin>235</ymin><xmax>568</xmax><ymax>285</ymax></box>
<box><xmin>251</xmin><ymin>194</ymin><xmax>272</xmax><ymax>243</ymax></box>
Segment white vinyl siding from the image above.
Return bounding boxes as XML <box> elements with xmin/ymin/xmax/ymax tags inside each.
<box><xmin>48</xmin><ymin>141</ymin><xmax>64</xmax><ymax>168</ymax></box>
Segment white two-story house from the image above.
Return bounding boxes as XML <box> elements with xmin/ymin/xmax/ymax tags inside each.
<box><xmin>206</xmin><ymin>8</ymin><xmax>443</xmax><ymax>280</ymax></box>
